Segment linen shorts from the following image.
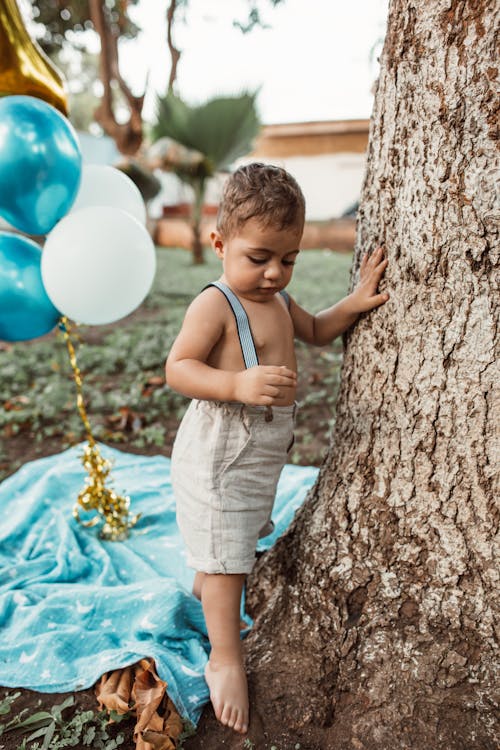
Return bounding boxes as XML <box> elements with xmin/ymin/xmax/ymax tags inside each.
<box><xmin>171</xmin><ymin>399</ymin><xmax>296</xmax><ymax>574</ymax></box>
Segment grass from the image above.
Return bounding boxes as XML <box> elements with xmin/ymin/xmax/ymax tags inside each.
<box><xmin>0</xmin><ymin>691</ymin><xmax>130</xmax><ymax>749</ymax></box>
<box><xmin>0</xmin><ymin>247</ymin><xmax>353</xmax><ymax>481</ymax></box>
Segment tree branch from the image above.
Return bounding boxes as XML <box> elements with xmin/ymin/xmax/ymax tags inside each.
<box><xmin>166</xmin><ymin>0</ymin><xmax>181</xmax><ymax>93</ymax></box>
<box><xmin>89</xmin><ymin>0</ymin><xmax>145</xmax><ymax>155</ymax></box>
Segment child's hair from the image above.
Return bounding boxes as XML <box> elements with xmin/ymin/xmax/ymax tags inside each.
<box><xmin>216</xmin><ymin>162</ymin><xmax>305</xmax><ymax>238</ymax></box>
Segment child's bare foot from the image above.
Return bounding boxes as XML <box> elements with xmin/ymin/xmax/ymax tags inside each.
<box><xmin>204</xmin><ymin>659</ymin><xmax>249</xmax><ymax>734</ymax></box>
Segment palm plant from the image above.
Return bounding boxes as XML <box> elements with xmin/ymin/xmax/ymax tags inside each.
<box><xmin>150</xmin><ymin>92</ymin><xmax>260</xmax><ymax>263</ymax></box>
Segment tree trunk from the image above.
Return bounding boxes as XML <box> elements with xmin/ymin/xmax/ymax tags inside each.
<box><xmin>89</xmin><ymin>0</ymin><xmax>144</xmax><ymax>155</ymax></box>
<box><xmin>191</xmin><ymin>178</ymin><xmax>206</xmax><ymax>265</ymax></box>
<box><xmin>245</xmin><ymin>1</ymin><xmax>499</xmax><ymax>748</ymax></box>
<box><xmin>166</xmin><ymin>0</ymin><xmax>181</xmax><ymax>93</ymax></box>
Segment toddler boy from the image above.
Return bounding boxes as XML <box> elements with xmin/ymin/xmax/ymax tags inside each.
<box><xmin>165</xmin><ymin>162</ymin><xmax>389</xmax><ymax>735</ymax></box>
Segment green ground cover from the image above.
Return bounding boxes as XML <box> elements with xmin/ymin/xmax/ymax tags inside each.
<box><xmin>0</xmin><ymin>248</ymin><xmax>353</xmax><ymax>481</ymax></box>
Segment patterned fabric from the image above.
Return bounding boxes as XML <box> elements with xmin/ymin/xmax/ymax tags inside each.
<box><xmin>0</xmin><ymin>443</ymin><xmax>318</xmax><ymax>724</ymax></box>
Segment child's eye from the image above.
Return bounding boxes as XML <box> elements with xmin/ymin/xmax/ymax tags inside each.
<box><xmin>282</xmin><ymin>260</ymin><xmax>296</xmax><ymax>267</ymax></box>
<box><xmin>248</xmin><ymin>257</ymin><xmax>267</xmax><ymax>264</ymax></box>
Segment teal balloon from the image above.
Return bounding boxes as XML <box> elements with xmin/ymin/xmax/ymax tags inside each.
<box><xmin>0</xmin><ymin>232</ymin><xmax>60</xmax><ymax>341</ymax></box>
<box><xmin>0</xmin><ymin>95</ymin><xmax>81</xmax><ymax>235</ymax></box>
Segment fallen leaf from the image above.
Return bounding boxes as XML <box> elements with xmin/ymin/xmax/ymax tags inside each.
<box><xmin>308</xmin><ymin>371</ymin><xmax>323</xmax><ymax>385</ymax></box>
<box><xmin>133</xmin><ymin>660</ymin><xmax>167</xmax><ymax>735</ymax></box>
<box><xmin>106</xmin><ymin>406</ymin><xmax>143</xmax><ymax>433</ymax></box>
<box><xmin>139</xmin><ymin>729</ymin><xmax>176</xmax><ymax>750</ymax></box>
<box><xmin>95</xmin><ymin>658</ymin><xmax>184</xmax><ymax>749</ymax></box>
<box><xmin>3</xmin><ymin>395</ymin><xmax>30</xmax><ymax>410</ymax></box>
<box><xmin>146</xmin><ymin>376</ymin><xmax>165</xmax><ymax>386</ymax></box>
<box><xmin>164</xmin><ymin>698</ymin><xmax>183</xmax><ymax>738</ymax></box>
<box><xmin>141</xmin><ymin>376</ymin><xmax>165</xmax><ymax>398</ymax></box>
<box><xmin>96</xmin><ymin>666</ymin><xmax>133</xmax><ymax>714</ymax></box>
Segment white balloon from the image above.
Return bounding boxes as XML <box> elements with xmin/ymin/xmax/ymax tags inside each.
<box><xmin>69</xmin><ymin>164</ymin><xmax>147</xmax><ymax>225</ymax></box>
<box><xmin>41</xmin><ymin>206</ymin><xmax>156</xmax><ymax>325</ymax></box>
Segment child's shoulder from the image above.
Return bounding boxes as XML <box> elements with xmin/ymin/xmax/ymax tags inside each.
<box><xmin>184</xmin><ymin>283</ymin><xmax>230</xmax><ymax>322</ymax></box>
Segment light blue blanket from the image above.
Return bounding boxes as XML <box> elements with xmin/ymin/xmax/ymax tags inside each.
<box><xmin>0</xmin><ymin>443</ymin><xmax>318</xmax><ymax>724</ymax></box>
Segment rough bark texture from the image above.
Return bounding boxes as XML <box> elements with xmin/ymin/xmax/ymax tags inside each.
<box><xmin>245</xmin><ymin>1</ymin><xmax>499</xmax><ymax>748</ymax></box>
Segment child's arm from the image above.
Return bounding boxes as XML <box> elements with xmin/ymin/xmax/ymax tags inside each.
<box><xmin>165</xmin><ymin>288</ymin><xmax>296</xmax><ymax>404</ymax></box>
<box><xmin>290</xmin><ymin>246</ymin><xmax>389</xmax><ymax>346</ymax></box>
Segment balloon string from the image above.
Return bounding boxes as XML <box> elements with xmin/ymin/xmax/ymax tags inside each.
<box><xmin>59</xmin><ymin>316</ymin><xmax>94</xmax><ymax>445</ymax></box>
<box><xmin>58</xmin><ymin>316</ymin><xmax>140</xmax><ymax>541</ymax></box>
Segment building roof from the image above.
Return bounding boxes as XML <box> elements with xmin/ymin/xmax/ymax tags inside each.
<box><xmin>253</xmin><ymin>118</ymin><xmax>370</xmax><ymax>158</ymax></box>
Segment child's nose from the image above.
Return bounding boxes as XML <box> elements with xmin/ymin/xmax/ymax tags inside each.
<box><xmin>264</xmin><ymin>263</ymin><xmax>282</xmax><ymax>280</ymax></box>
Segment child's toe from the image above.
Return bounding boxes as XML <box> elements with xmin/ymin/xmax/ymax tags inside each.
<box><xmin>212</xmin><ymin>699</ymin><xmax>223</xmax><ymax>721</ymax></box>
<box><xmin>220</xmin><ymin>703</ymin><xmax>232</xmax><ymax>725</ymax></box>
<box><xmin>228</xmin><ymin>706</ymin><xmax>239</xmax><ymax>728</ymax></box>
<box><xmin>234</xmin><ymin>710</ymin><xmax>246</xmax><ymax>733</ymax></box>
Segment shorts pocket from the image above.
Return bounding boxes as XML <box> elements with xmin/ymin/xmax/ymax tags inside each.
<box><xmin>216</xmin><ymin>411</ymin><xmax>254</xmax><ymax>477</ymax></box>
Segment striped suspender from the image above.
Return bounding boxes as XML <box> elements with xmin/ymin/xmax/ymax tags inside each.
<box><xmin>204</xmin><ymin>282</ymin><xmax>291</xmax><ymax>370</ymax></box>
<box><xmin>280</xmin><ymin>289</ymin><xmax>290</xmax><ymax>307</ymax></box>
<box><xmin>205</xmin><ymin>282</ymin><xmax>259</xmax><ymax>368</ymax></box>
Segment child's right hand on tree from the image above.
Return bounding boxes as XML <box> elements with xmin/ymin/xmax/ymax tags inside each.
<box><xmin>233</xmin><ymin>365</ymin><xmax>297</xmax><ymax>405</ymax></box>
<box><xmin>350</xmin><ymin>245</ymin><xmax>390</xmax><ymax>312</ymax></box>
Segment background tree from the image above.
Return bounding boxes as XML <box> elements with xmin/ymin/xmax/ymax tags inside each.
<box><xmin>28</xmin><ymin>0</ymin><xmax>283</xmax><ymax>154</ymax></box>
<box><xmin>188</xmin><ymin>1</ymin><xmax>499</xmax><ymax>748</ymax></box>
<box><xmin>29</xmin><ymin>0</ymin><xmax>144</xmax><ymax>153</ymax></box>
<box><xmin>150</xmin><ymin>92</ymin><xmax>260</xmax><ymax>264</ymax></box>
<box><xmin>165</xmin><ymin>0</ymin><xmax>183</xmax><ymax>94</ymax></box>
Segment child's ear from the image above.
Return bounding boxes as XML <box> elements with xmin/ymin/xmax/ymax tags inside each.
<box><xmin>210</xmin><ymin>231</ymin><xmax>224</xmax><ymax>259</ymax></box>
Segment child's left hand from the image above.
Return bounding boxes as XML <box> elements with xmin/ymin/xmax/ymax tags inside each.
<box><xmin>351</xmin><ymin>245</ymin><xmax>390</xmax><ymax>312</ymax></box>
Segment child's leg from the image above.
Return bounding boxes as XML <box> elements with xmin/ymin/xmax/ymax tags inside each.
<box><xmin>192</xmin><ymin>571</ymin><xmax>206</xmax><ymax>600</ymax></box>
<box><xmin>194</xmin><ymin>571</ymin><xmax>248</xmax><ymax>631</ymax></box>
<box><xmin>201</xmin><ymin>573</ymin><xmax>248</xmax><ymax>734</ymax></box>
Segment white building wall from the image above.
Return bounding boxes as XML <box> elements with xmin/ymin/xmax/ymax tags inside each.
<box><xmin>237</xmin><ymin>152</ymin><xmax>367</xmax><ymax>220</ymax></box>
<box><xmin>75</xmin><ymin>132</ymin><xmax>367</xmax><ymax>221</ymax></box>
<box><xmin>148</xmin><ymin>171</ymin><xmax>226</xmax><ymax>219</ymax></box>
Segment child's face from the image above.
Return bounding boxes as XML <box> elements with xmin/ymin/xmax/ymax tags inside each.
<box><xmin>211</xmin><ymin>217</ymin><xmax>302</xmax><ymax>302</ymax></box>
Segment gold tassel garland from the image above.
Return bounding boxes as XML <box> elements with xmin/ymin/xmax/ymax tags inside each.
<box><xmin>59</xmin><ymin>316</ymin><xmax>140</xmax><ymax>541</ymax></box>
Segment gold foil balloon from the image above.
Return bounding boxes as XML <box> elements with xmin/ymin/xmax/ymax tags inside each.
<box><xmin>0</xmin><ymin>0</ymin><xmax>68</xmax><ymax>115</ymax></box>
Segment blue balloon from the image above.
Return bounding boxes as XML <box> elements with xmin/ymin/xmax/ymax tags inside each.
<box><xmin>0</xmin><ymin>95</ymin><xmax>82</xmax><ymax>235</ymax></box>
<box><xmin>0</xmin><ymin>231</ymin><xmax>61</xmax><ymax>341</ymax></box>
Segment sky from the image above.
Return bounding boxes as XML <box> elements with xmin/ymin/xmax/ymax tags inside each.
<box><xmin>120</xmin><ymin>0</ymin><xmax>389</xmax><ymax>125</ymax></box>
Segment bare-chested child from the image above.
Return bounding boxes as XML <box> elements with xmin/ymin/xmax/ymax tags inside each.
<box><xmin>165</xmin><ymin>162</ymin><xmax>389</xmax><ymax>735</ymax></box>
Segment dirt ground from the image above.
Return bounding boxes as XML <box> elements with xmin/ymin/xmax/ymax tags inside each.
<box><xmin>0</xmin><ymin>338</ymin><xmax>339</xmax><ymax>750</ymax></box>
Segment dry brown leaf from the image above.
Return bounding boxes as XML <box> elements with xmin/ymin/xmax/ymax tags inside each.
<box><xmin>133</xmin><ymin>659</ymin><xmax>167</xmax><ymax>734</ymax></box>
<box><xmin>95</xmin><ymin>658</ymin><xmax>185</xmax><ymax>749</ymax></box>
<box><xmin>136</xmin><ymin>734</ymin><xmax>154</xmax><ymax>750</ymax></box>
<box><xmin>164</xmin><ymin>698</ymin><xmax>184</xmax><ymax>739</ymax></box>
<box><xmin>116</xmin><ymin>667</ymin><xmax>134</xmax><ymax>709</ymax></box>
<box><xmin>146</xmin><ymin>376</ymin><xmax>165</xmax><ymax>386</ymax></box>
<box><xmin>139</xmin><ymin>729</ymin><xmax>176</xmax><ymax>750</ymax></box>
<box><xmin>3</xmin><ymin>395</ymin><xmax>30</xmax><ymax>411</ymax></box>
<box><xmin>141</xmin><ymin>376</ymin><xmax>166</xmax><ymax>398</ymax></box>
<box><xmin>95</xmin><ymin>666</ymin><xmax>134</xmax><ymax>714</ymax></box>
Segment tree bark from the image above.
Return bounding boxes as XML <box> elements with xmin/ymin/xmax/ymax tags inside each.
<box><xmin>246</xmin><ymin>1</ymin><xmax>499</xmax><ymax>748</ymax></box>
<box><xmin>166</xmin><ymin>0</ymin><xmax>181</xmax><ymax>93</ymax></box>
<box><xmin>89</xmin><ymin>0</ymin><xmax>145</xmax><ymax>155</ymax></box>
